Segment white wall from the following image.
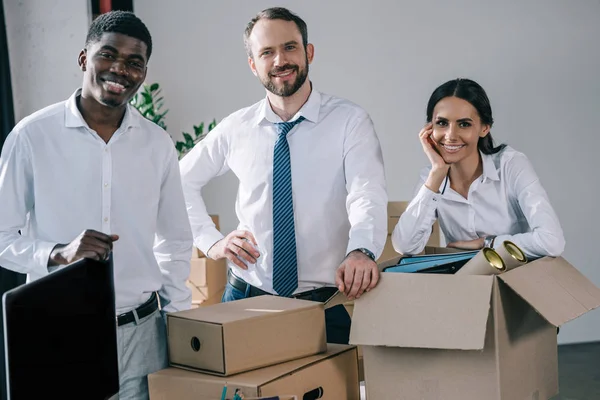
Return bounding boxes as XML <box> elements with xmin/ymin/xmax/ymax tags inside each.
<box><xmin>134</xmin><ymin>0</ymin><xmax>600</xmax><ymax>344</ymax></box>
<box><xmin>4</xmin><ymin>0</ymin><xmax>90</xmax><ymax>122</ymax></box>
<box><xmin>5</xmin><ymin>0</ymin><xmax>598</xmax><ymax>344</ymax></box>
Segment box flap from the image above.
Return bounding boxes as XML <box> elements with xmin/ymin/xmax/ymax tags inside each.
<box><xmin>498</xmin><ymin>257</ymin><xmax>600</xmax><ymax>326</ymax></box>
<box><xmin>157</xmin><ymin>344</ymin><xmax>354</xmax><ymax>387</ymax></box>
<box><xmin>170</xmin><ymin>295</ymin><xmax>321</xmax><ymax>324</ymax></box>
<box><xmin>350</xmin><ymin>272</ymin><xmax>494</xmax><ymax>350</ymax></box>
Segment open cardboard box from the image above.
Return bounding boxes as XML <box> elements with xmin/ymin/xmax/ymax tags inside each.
<box><xmin>350</xmin><ymin>247</ymin><xmax>600</xmax><ymax>400</ymax></box>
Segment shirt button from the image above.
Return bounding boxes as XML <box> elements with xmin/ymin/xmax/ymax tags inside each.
<box><xmin>104</xmin><ymin>182</ymin><xmax>109</xmax><ymax>187</ymax></box>
<box><xmin>104</xmin><ymin>217</ymin><xmax>109</xmax><ymax>222</ymax></box>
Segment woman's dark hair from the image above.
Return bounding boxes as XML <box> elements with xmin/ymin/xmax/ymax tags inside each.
<box><xmin>426</xmin><ymin>78</ymin><xmax>505</xmax><ymax>155</ymax></box>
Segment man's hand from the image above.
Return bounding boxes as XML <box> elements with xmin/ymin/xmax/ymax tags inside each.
<box><xmin>207</xmin><ymin>230</ymin><xmax>260</xmax><ymax>270</ymax></box>
<box><xmin>335</xmin><ymin>250</ymin><xmax>380</xmax><ymax>301</ymax></box>
<box><xmin>48</xmin><ymin>229</ymin><xmax>119</xmax><ymax>266</ymax></box>
<box><xmin>447</xmin><ymin>237</ymin><xmax>485</xmax><ymax>250</ymax></box>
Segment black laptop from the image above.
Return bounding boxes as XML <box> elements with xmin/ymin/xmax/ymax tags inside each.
<box><xmin>2</xmin><ymin>257</ymin><xmax>119</xmax><ymax>400</ymax></box>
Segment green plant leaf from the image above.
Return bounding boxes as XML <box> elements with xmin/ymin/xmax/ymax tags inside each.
<box><xmin>141</xmin><ymin>92</ymin><xmax>153</xmax><ymax>104</ymax></box>
<box><xmin>183</xmin><ymin>133</ymin><xmax>194</xmax><ymax>147</ymax></box>
<box><xmin>175</xmin><ymin>142</ymin><xmax>185</xmax><ymax>152</ymax></box>
<box><xmin>150</xmin><ymin>83</ymin><xmax>159</xmax><ymax>91</ymax></box>
<box><xmin>193</xmin><ymin>123</ymin><xmax>204</xmax><ymax>137</ymax></box>
<box><xmin>208</xmin><ymin>119</ymin><xmax>217</xmax><ymax>131</ymax></box>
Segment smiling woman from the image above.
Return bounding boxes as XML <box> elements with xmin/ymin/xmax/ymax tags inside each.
<box><xmin>391</xmin><ymin>78</ymin><xmax>565</xmax><ymax>260</ymax></box>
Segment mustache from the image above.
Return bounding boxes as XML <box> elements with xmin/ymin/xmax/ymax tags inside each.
<box><xmin>269</xmin><ymin>64</ymin><xmax>299</xmax><ymax>76</ymax></box>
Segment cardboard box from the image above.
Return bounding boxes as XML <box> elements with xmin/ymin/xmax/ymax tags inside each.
<box><xmin>186</xmin><ymin>257</ymin><xmax>226</xmax><ymax>306</ymax></box>
<box><xmin>377</xmin><ymin>201</ymin><xmax>441</xmax><ymax>262</ymax></box>
<box><xmin>350</xmin><ymin>248</ymin><xmax>600</xmax><ymax>400</ymax></box>
<box><xmin>192</xmin><ymin>215</ymin><xmax>220</xmax><ymax>258</ymax></box>
<box><xmin>167</xmin><ymin>295</ymin><xmax>327</xmax><ymax>376</ymax></box>
<box><xmin>149</xmin><ymin>344</ymin><xmax>359</xmax><ymax>400</ymax></box>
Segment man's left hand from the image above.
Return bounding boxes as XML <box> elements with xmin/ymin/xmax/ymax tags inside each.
<box><xmin>447</xmin><ymin>237</ymin><xmax>485</xmax><ymax>250</ymax></box>
<box><xmin>335</xmin><ymin>250</ymin><xmax>380</xmax><ymax>300</ymax></box>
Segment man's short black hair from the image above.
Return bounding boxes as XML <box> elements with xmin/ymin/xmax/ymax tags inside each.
<box><xmin>85</xmin><ymin>11</ymin><xmax>152</xmax><ymax>59</ymax></box>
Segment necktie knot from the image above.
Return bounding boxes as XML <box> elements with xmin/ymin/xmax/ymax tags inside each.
<box><xmin>275</xmin><ymin>116</ymin><xmax>305</xmax><ymax>137</ymax></box>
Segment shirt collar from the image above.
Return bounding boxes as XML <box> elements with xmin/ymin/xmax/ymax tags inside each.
<box><xmin>481</xmin><ymin>150</ymin><xmax>500</xmax><ymax>181</ymax></box>
<box><xmin>64</xmin><ymin>88</ymin><xmax>140</xmax><ymax>130</ymax></box>
<box><xmin>255</xmin><ymin>86</ymin><xmax>321</xmax><ymax>126</ymax></box>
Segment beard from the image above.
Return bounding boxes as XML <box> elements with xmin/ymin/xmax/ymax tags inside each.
<box><xmin>260</xmin><ymin>58</ymin><xmax>309</xmax><ymax>97</ymax></box>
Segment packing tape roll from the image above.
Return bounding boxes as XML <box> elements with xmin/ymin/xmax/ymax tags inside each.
<box><xmin>455</xmin><ymin>247</ymin><xmax>506</xmax><ymax>276</ymax></box>
<box><xmin>495</xmin><ymin>240</ymin><xmax>527</xmax><ymax>271</ymax></box>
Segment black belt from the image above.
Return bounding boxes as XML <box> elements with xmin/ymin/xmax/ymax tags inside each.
<box><xmin>227</xmin><ymin>270</ymin><xmax>338</xmax><ymax>303</ymax></box>
<box><xmin>116</xmin><ymin>292</ymin><xmax>159</xmax><ymax>327</ymax></box>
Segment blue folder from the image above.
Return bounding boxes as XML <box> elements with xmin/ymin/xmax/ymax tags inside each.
<box><xmin>384</xmin><ymin>250</ymin><xmax>478</xmax><ymax>274</ymax></box>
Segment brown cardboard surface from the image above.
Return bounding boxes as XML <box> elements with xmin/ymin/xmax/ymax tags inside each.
<box><xmin>494</xmin><ymin>280</ymin><xmax>559</xmax><ymax>400</ymax></box>
<box><xmin>349</xmin><ymin>272</ymin><xmax>494</xmax><ymax>350</ymax></box>
<box><xmin>167</xmin><ymin>295</ymin><xmax>327</xmax><ymax>376</ymax></box>
<box><xmin>350</xmin><ymin>247</ymin><xmax>599</xmax><ymax>399</ymax></box>
<box><xmin>498</xmin><ymin>256</ymin><xmax>600</xmax><ymax>327</ymax></box>
<box><xmin>186</xmin><ymin>258</ymin><xmax>227</xmax><ymax>304</ymax></box>
<box><xmin>148</xmin><ymin>344</ymin><xmax>359</xmax><ymax>400</ymax></box>
<box><xmin>192</xmin><ymin>215</ymin><xmax>220</xmax><ymax>258</ymax></box>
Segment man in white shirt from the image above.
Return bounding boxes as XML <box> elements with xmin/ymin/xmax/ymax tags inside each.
<box><xmin>180</xmin><ymin>7</ymin><xmax>387</xmax><ymax>344</ymax></box>
<box><xmin>0</xmin><ymin>11</ymin><xmax>192</xmax><ymax>398</ymax></box>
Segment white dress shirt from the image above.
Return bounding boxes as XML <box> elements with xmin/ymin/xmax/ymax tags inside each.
<box><xmin>0</xmin><ymin>89</ymin><xmax>193</xmax><ymax>313</ymax></box>
<box><xmin>179</xmin><ymin>88</ymin><xmax>388</xmax><ymax>293</ymax></box>
<box><xmin>392</xmin><ymin>146</ymin><xmax>565</xmax><ymax>258</ymax></box>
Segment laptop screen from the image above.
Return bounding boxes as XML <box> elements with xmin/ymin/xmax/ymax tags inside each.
<box><xmin>2</xmin><ymin>257</ymin><xmax>119</xmax><ymax>400</ymax></box>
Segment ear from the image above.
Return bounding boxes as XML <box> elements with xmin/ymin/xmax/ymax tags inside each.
<box><xmin>479</xmin><ymin>124</ymin><xmax>491</xmax><ymax>138</ymax></box>
<box><xmin>306</xmin><ymin>43</ymin><xmax>314</xmax><ymax>64</ymax></box>
<box><xmin>248</xmin><ymin>56</ymin><xmax>258</xmax><ymax>77</ymax></box>
<box><xmin>78</xmin><ymin>49</ymin><xmax>87</xmax><ymax>71</ymax></box>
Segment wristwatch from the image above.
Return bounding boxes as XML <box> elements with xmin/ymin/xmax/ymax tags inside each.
<box><xmin>353</xmin><ymin>248</ymin><xmax>376</xmax><ymax>261</ymax></box>
<box><xmin>484</xmin><ymin>235</ymin><xmax>497</xmax><ymax>248</ymax></box>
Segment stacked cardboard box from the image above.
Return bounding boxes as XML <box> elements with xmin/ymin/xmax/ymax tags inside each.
<box><xmin>187</xmin><ymin>215</ymin><xmax>227</xmax><ymax>308</ymax></box>
<box><xmin>350</xmin><ymin>246</ymin><xmax>600</xmax><ymax>400</ymax></box>
<box><xmin>150</xmin><ymin>295</ymin><xmax>361</xmax><ymax>399</ymax></box>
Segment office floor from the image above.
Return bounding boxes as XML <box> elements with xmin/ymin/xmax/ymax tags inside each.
<box><xmin>552</xmin><ymin>341</ymin><xmax>600</xmax><ymax>400</ymax></box>
<box><xmin>359</xmin><ymin>341</ymin><xmax>600</xmax><ymax>400</ymax></box>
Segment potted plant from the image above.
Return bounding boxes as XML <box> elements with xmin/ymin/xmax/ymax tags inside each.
<box><xmin>130</xmin><ymin>82</ymin><xmax>216</xmax><ymax>159</ymax></box>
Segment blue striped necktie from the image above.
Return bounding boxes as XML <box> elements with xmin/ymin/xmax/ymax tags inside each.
<box><xmin>272</xmin><ymin>116</ymin><xmax>304</xmax><ymax>297</ymax></box>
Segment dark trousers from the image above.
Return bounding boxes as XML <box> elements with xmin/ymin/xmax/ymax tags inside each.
<box><xmin>221</xmin><ymin>282</ymin><xmax>352</xmax><ymax>344</ymax></box>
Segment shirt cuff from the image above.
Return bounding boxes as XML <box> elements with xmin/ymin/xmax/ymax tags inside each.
<box><xmin>346</xmin><ymin>238</ymin><xmax>378</xmax><ymax>260</ymax></box>
<box><xmin>36</xmin><ymin>240</ymin><xmax>59</xmax><ymax>276</ymax></box>
<box><xmin>195</xmin><ymin>227</ymin><xmax>225</xmax><ymax>257</ymax></box>
<box><xmin>415</xmin><ymin>184</ymin><xmax>441</xmax><ymax>206</ymax></box>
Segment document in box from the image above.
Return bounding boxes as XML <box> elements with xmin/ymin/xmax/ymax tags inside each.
<box><xmin>384</xmin><ymin>250</ymin><xmax>478</xmax><ymax>274</ymax></box>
